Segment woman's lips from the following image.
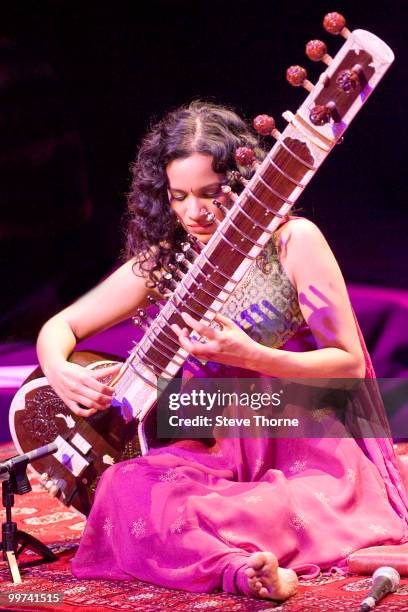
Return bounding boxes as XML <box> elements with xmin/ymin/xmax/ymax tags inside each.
<box><xmin>187</xmin><ymin>222</ymin><xmax>215</xmax><ymax>233</ymax></box>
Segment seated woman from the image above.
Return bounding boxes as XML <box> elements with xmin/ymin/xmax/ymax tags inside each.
<box><xmin>36</xmin><ymin>101</ymin><xmax>408</xmax><ymax>601</ymax></box>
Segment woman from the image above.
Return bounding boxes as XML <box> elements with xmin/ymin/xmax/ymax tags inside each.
<box><xmin>37</xmin><ymin>101</ymin><xmax>408</xmax><ymax>601</ymax></box>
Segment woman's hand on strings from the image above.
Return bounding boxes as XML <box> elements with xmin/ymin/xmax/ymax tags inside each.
<box><xmin>171</xmin><ymin>312</ymin><xmax>258</xmax><ymax>369</ymax></box>
<box><xmin>45</xmin><ymin>360</ymin><xmax>123</xmax><ymax>417</ymax></box>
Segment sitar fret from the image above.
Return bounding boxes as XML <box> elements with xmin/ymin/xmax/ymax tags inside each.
<box><xmin>177</xmin><ymin>281</ymin><xmax>219</xmax><ymax>315</ymax></box>
<box><xmin>277</xmin><ymin>137</ymin><xmax>316</xmax><ymax>170</ymax></box>
<box><xmin>148</xmin><ymin>329</ymin><xmax>185</xmax><ymax>365</ymax></box>
<box><xmin>137</xmin><ymin>343</ymin><xmax>173</xmax><ymax>377</ymax></box>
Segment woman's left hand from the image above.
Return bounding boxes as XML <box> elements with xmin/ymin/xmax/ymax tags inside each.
<box><xmin>171</xmin><ymin>311</ymin><xmax>258</xmax><ymax>369</ymax></box>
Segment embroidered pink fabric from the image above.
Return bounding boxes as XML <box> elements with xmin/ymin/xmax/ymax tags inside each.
<box><xmin>71</xmin><ymin>239</ymin><xmax>408</xmax><ymax>596</ymax></box>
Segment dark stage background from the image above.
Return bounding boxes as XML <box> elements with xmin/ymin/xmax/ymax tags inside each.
<box><xmin>1</xmin><ymin>0</ymin><xmax>407</xmax><ymax>342</ymax></box>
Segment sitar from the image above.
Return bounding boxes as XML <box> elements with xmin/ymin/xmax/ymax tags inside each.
<box><xmin>9</xmin><ymin>13</ymin><xmax>395</xmax><ymax>515</ymax></box>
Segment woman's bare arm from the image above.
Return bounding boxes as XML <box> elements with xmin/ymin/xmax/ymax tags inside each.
<box><xmin>37</xmin><ymin>258</ymin><xmax>152</xmax><ymax>415</ymax></box>
<box><xmin>250</xmin><ymin>217</ymin><xmax>366</xmax><ymax>378</ymax></box>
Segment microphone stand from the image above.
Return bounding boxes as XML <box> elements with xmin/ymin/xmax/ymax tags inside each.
<box><xmin>1</xmin><ymin>455</ymin><xmax>57</xmax><ymax>584</ymax></box>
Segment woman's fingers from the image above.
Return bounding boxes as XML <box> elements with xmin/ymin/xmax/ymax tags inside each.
<box><xmin>65</xmin><ymin>399</ymin><xmax>98</xmax><ymax>418</ymax></box>
<box><xmin>91</xmin><ymin>362</ymin><xmax>123</xmax><ymax>380</ymax></box>
<box><xmin>171</xmin><ymin>326</ymin><xmax>196</xmax><ymax>352</ymax></box>
<box><xmin>213</xmin><ymin>313</ymin><xmax>233</xmax><ymax>329</ymax></box>
<box><xmin>72</xmin><ymin>392</ymin><xmax>110</xmax><ymax>411</ymax></box>
<box><xmin>86</xmin><ymin>362</ymin><xmax>123</xmax><ymax>393</ymax></box>
<box><xmin>76</xmin><ymin>385</ymin><xmax>112</xmax><ymax>408</ymax></box>
<box><xmin>74</xmin><ymin>375</ymin><xmax>113</xmax><ymax>394</ymax></box>
<box><xmin>96</xmin><ymin>361</ymin><xmax>123</xmax><ymax>371</ymax></box>
<box><xmin>64</xmin><ymin>362</ymin><xmax>123</xmax><ymax>412</ymax></box>
<box><xmin>171</xmin><ymin>323</ymin><xmax>188</xmax><ymax>336</ymax></box>
<box><xmin>170</xmin><ymin>313</ymin><xmax>236</xmax><ymax>360</ymax></box>
<box><xmin>171</xmin><ymin>313</ymin><xmax>235</xmax><ymax>358</ymax></box>
<box><xmin>180</xmin><ymin>312</ymin><xmax>217</xmax><ymax>340</ymax></box>
<box><xmin>47</xmin><ymin>361</ymin><xmax>124</xmax><ymax>417</ymax></box>
<box><xmin>171</xmin><ymin>324</ymin><xmax>218</xmax><ymax>357</ymax></box>
<box><xmin>65</xmin><ymin>385</ymin><xmax>111</xmax><ymax>414</ymax></box>
<box><xmin>178</xmin><ymin>335</ymin><xmax>217</xmax><ymax>357</ymax></box>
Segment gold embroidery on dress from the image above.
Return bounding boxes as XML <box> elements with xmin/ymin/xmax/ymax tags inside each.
<box><xmin>221</xmin><ymin>237</ymin><xmax>305</xmax><ymax>349</ymax></box>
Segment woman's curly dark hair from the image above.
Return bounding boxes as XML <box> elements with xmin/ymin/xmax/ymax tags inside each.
<box><xmin>125</xmin><ymin>100</ymin><xmax>267</xmax><ymax>287</ymax></box>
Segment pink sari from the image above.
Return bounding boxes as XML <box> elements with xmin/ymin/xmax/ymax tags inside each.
<box><xmin>71</xmin><ymin>244</ymin><xmax>408</xmax><ymax>595</ymax></box>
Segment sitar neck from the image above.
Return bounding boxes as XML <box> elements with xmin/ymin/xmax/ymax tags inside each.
<box><xmin>114</xmin><ymin>17</ymin><xmax>394</xmax><ymax>403</ymax></box>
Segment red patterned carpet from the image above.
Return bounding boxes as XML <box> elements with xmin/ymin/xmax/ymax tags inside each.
<box><xmin>2</xmin><ymin>440</ymin><xmax>408</xmax><ymax>611</ymax></box>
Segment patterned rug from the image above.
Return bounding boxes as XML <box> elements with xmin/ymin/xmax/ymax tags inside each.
<box><xmin>1</xmin><ymin>441</ymin><xmax>408</xmax><ymax>611</ymax></box>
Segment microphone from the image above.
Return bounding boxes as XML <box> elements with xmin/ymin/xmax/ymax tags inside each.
<box><xmin>359</xmin><ymin>566</ymin><xmax>400</xmax><ymax>611</ymax></box>
<box><xmin>0</xmin><ymin>443</ymin><xmax>58</xmax><ymax>476</ymax></box>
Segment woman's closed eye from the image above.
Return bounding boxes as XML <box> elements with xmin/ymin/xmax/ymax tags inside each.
<box><xmin>170</xmin><ymin>192</ymin><xmax>220</xmax><ymax>201</ymax></box>
<box><xmin>201</xmin><ymin>187</ymin><xmax>223</xmax><ymax>198</ymax></box>
<box><xmin>169</xmin><ymin>184</ymin><xmax>225</xmax><ymax>202</ymax></box>
<box><xmin>170</xmin><ymin>193</ymin><xmax>187</xmax><ymax>202</ymax></box>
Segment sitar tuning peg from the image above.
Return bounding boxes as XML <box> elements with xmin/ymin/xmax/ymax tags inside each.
<box><xmin>154</xmin><ymin>277</ymin><xmax>171</xmax><ymax>296</ymax></box>
<box><xmin>162</xmin><ymin>271</ymin><xmax>177</xmax><ymax>290</ymax></box>
<box><xmin>213</xmin><ymin>198</ymin><xmax>229</xmax><ymax>215</ymax></box>
<box><xmin>253</xmin><ymin>115</ymin><xmax>281</xmax><ymax>139</ymax></box>
<box><xmin>185</xmin><ymin>234</ymin><xmax>203</xmax><ymax>254</ymax></box>
<box><xmin>175</xmin><ymin>251</ymin><xmax>187</xmax><ymax>264</ymax></box>
<box><xmin>305</xmin><ymin>40</ymin><xmax>332</xmax><ymax>65</ymax></box>
<box><xmin>167</xmin><ymin>262</ymin><xmax>185</xmax><ymax>280</ymax></box>
<box><xmin>175</xmin><ymin>251</ymin><xmax>194</xmax><ymax>272</ymax></box>
<box><xmin>234</xmin><ymin>146</ymin><xmax>256</xmax><ymax>167</ymax></box>
<box><xmin>180</xmin><ymin>241</ymin><xmax>192</xmax><ymax>253</ymax></box>
<box><xmin>286</xmin><ymin>66</ymin><xmax>314</xmax><ymax>92</ymax></box>
<box><xmin>136</xmin><ymin>308</ymin><xmax>155</xmax><ymax>325</ymax></box>
<box><xmin>309</xmin><ymin>102</ymin><xmax>336</xmax><ymax>126</ymax></box>
<box><xmin>323</xmin><ymin>12</ymin><xmax>351</xmax><ymax>39</ymax></box>
<box><xmin>229</xmin><ymin>170</ymin><xmax>248</xmax><ymax>186</ymax></box>
<box><xmin>132</xmin><ymin>315</ymin><xmax>142</xmax><ymax>327</ymax></box>
<box><xmin>336</xmin><ymin>66</ymin><xmax>363</xmax><ymax>93</ymax></box>
<box><xmin>180</xmin><ymin>241</ymin><xmax>198</xmax><ymax>260</ymax></box>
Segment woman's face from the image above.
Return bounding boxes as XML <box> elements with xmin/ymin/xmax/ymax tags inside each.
<box><xmin>166</xmin><ymin>153</ymin><xmax>227</xmax><ymax>244</ymax></box>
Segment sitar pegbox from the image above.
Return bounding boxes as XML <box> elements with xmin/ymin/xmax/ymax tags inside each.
<box><xmin>237</xmin><ymin>11</ymin><xmax>393</xmax><ymax>160</ymax></box>
<box><xmin>284</xmin><ymin>11</ymin><xmax>389</xmax><ymax>135</ymax></box>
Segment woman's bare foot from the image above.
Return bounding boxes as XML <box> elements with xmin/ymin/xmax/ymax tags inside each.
<box><xmin>244</xmin><ymin>551</ymin><xmax>298</xmax><ymax>600</ymax></box>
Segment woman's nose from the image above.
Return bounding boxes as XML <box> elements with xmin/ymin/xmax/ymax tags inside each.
<box><xmin>188</xmin><ymin>196</ymin><xmax>208</xmax><ymax>220</ymax></box>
